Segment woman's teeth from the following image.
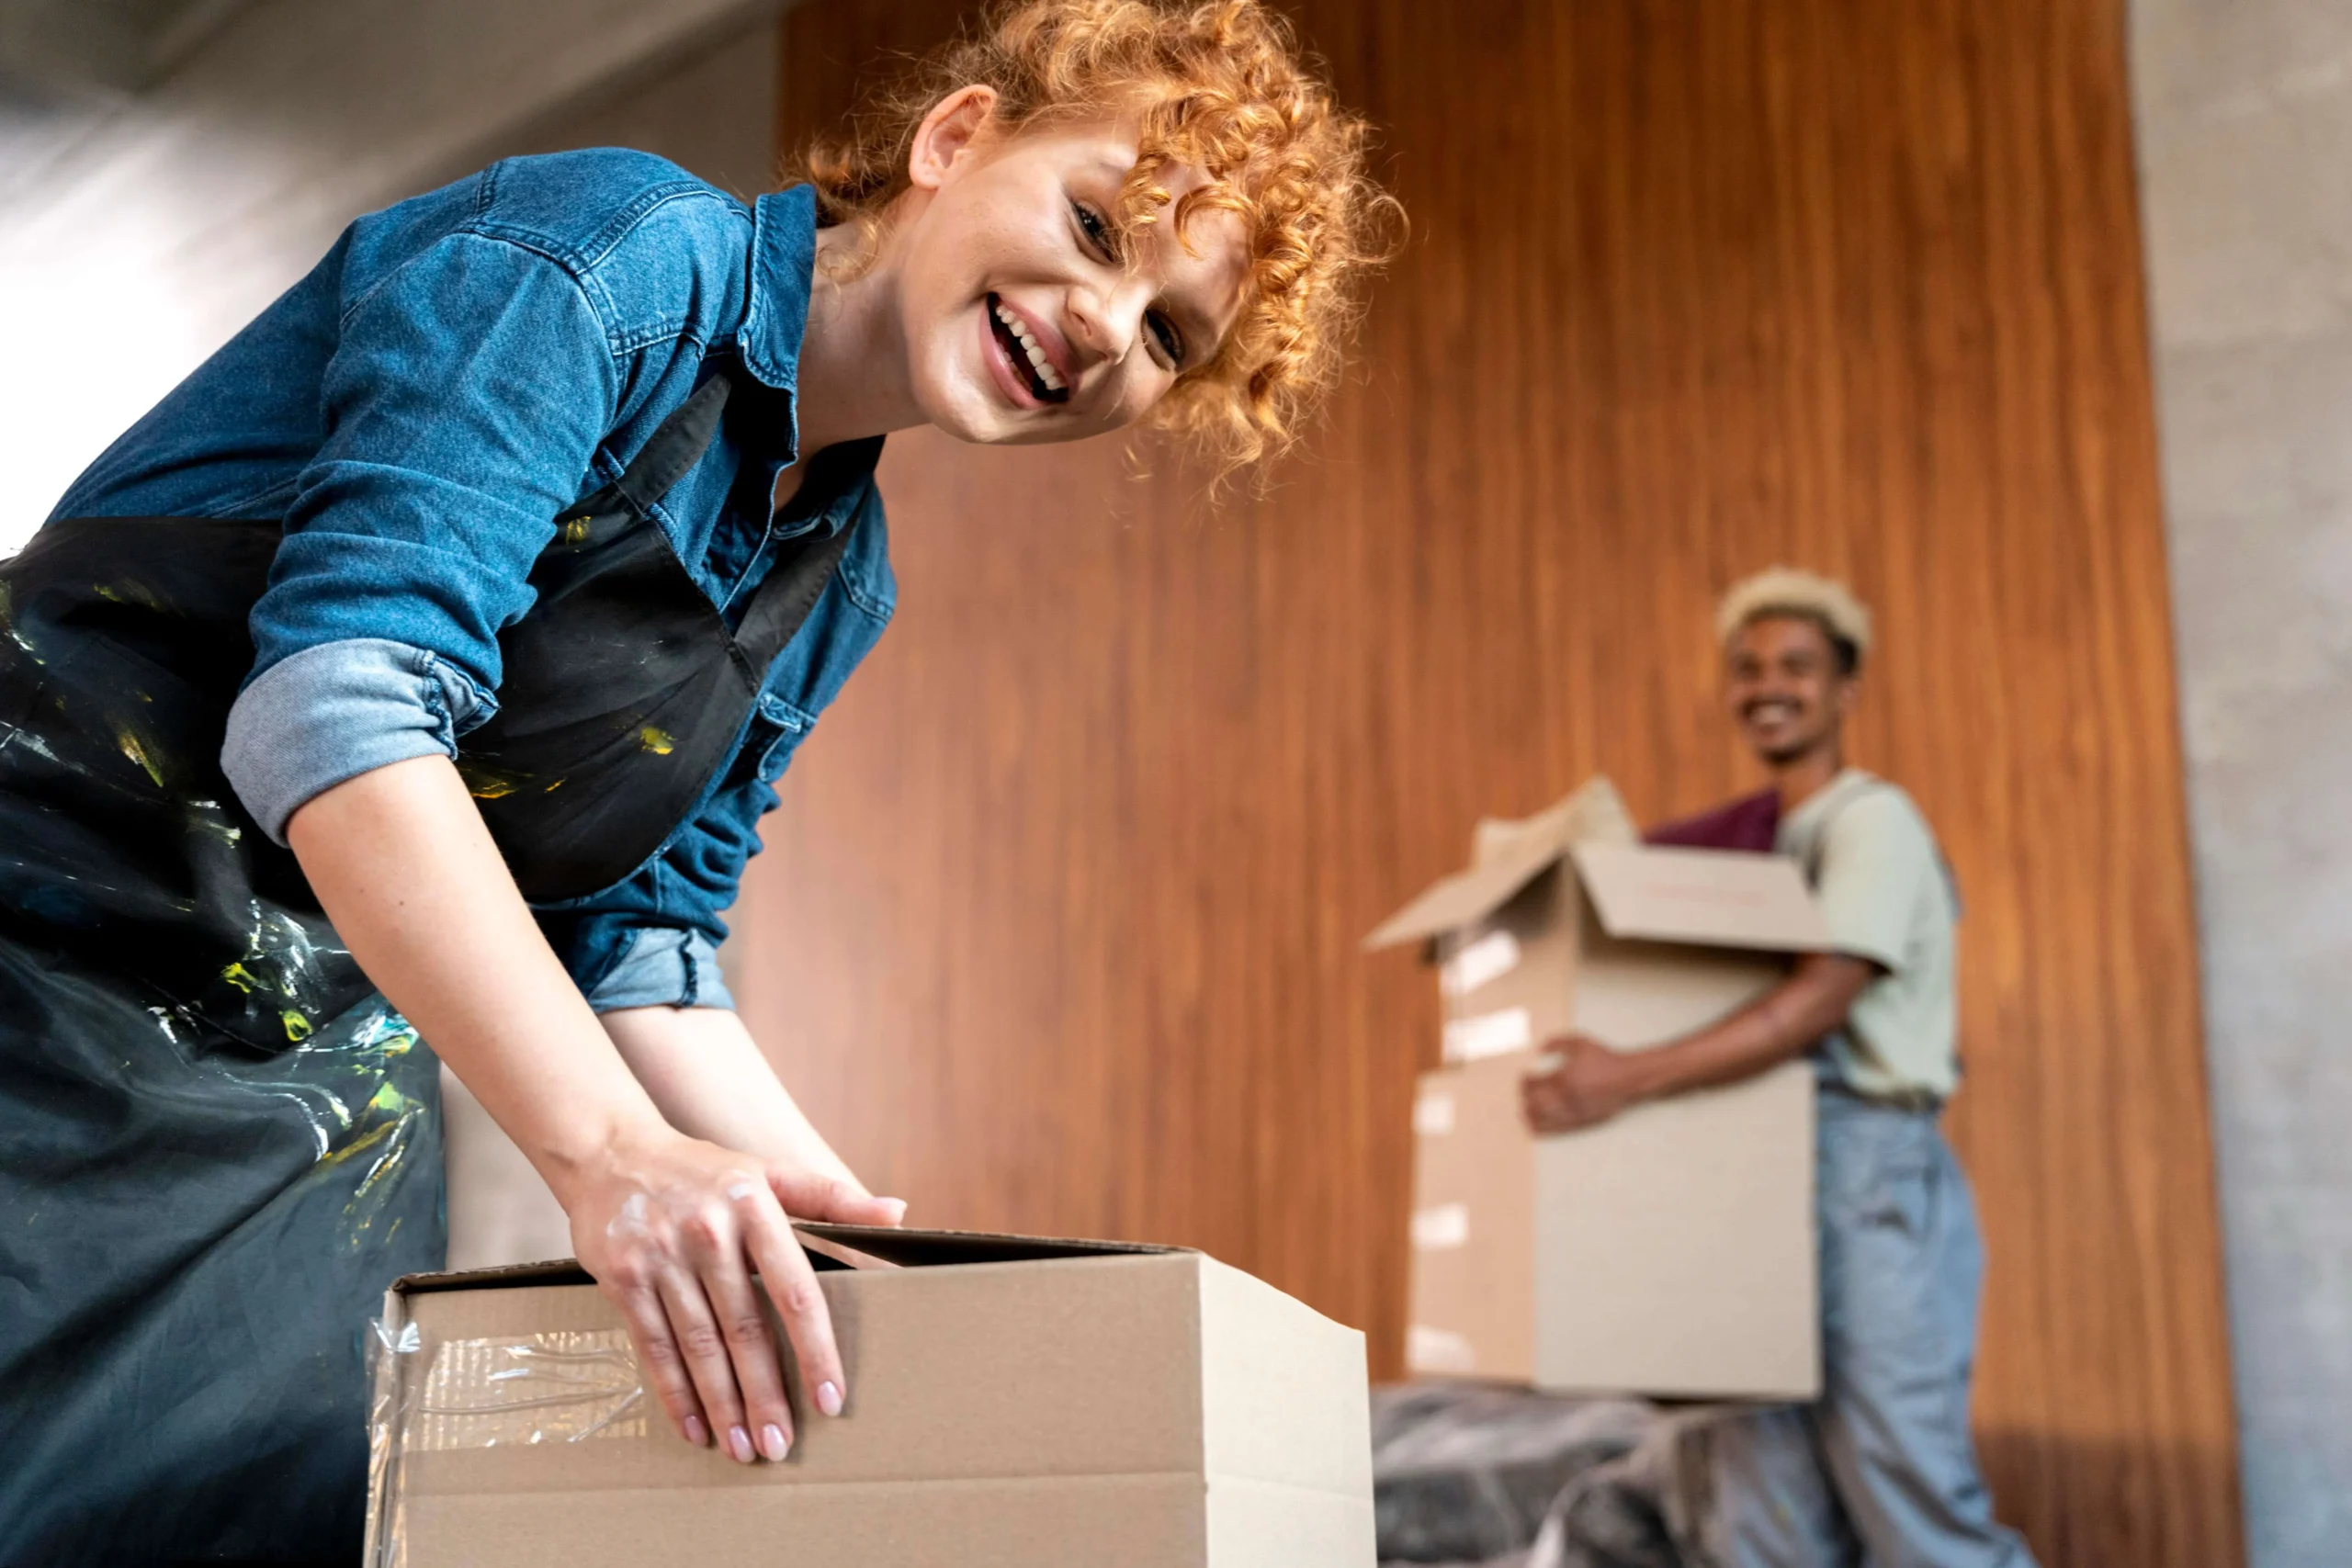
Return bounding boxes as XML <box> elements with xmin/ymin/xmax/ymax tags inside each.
<box><xmin>994</xmin><ymin>300</ymin><xmax>1067</xmax><ymax>393</ymax></box>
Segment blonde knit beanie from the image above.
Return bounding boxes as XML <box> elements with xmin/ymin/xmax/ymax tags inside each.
<box><xmin>1715</xmin><ymin>567</ymin><xmax>1872</xmax><ymax>664</ymax></box>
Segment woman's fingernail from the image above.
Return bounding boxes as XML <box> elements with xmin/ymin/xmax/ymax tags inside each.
<box><xmin>728</xmin><ymin>1425</ymin><xmax>755</xmax><ymax>1464</ymax></box>
<box><xmin>683</xmin><ymin>1414</ymin><xmax>709</xmax><ymax>1447</ymax></box>
<box><xmin>817</xmin><ymin>1380</ymin><xmax>844</xmax><ymax>1417</ymax></box>
<box><xmin>760</xmin><ymin>1422</ymin><xmax>790</xmax><ymax>1461</ymax></box>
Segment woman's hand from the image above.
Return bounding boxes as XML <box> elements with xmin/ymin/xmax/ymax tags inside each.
<box><xmin>284</xmin><ymin>758</ymin><xmax>907</xmax><ymax>1461</ymax></box>
<box><xmin>561</xmin><ymin>1127</ymin><xmax>907</xmax><ymax>1462</ymax></box>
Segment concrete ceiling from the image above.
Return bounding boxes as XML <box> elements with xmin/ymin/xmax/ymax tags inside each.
<box><xmin>0</xmin><ymin>0</ymin><xmax>262</xmax><ymax>97</ymax></box>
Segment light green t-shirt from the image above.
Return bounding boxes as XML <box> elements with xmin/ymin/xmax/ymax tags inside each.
<box><xmin>1775</xmin><ymin>769</ymin><xmax>1959</xmax><ymax>1101</ymax></box>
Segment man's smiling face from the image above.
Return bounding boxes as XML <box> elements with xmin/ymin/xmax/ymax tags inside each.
<box><xmin>1724</xmin><ymin>614</ymin><xmax>1856</xmax><ymax>766</ymax></box>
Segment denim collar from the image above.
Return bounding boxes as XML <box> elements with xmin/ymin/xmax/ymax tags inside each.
<box><xmin>736</xmin><ymin>183</ymin><xmax>883</xmax><ymax>534</ymax></box>
<box><xmin>738</xmin><ymin>183</ymin><xmax>820</xmax><ymax>461</ymax></box>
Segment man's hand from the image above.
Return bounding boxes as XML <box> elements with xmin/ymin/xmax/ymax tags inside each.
<box><xmin>1519</xmin><ymin>953</ymin><xmax>1879</xmax><ymax>1128</ymax></box>
<box><xmin>1521</xmin><ymin>1036</ymin><xmax>1645</xmax><ymax>1134</ymax></box>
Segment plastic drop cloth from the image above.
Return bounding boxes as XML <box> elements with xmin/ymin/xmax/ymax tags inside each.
<box><xmin>1374</xmin><ymin>1382</ymin><xmax>1727</xmax><ymax>1568</ymax></box>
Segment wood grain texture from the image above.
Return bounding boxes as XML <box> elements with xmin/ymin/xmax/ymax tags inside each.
<box><xmin>741</xmin><ymin>4</ymin><xmax>2243</xmax><ymax>1563</ymax></box>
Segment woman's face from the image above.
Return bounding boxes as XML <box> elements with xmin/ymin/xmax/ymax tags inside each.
<box><xmin>886</xmin><ymin>90</ymin><xmax>1251</xmax><ymax>446</ymax></box>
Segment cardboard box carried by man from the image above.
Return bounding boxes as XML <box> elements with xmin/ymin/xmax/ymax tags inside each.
<box><xmin>1365</xmin><ymin>776</ymin><xmax>1832</xmax><ymax>1400</ymax></box>
<box><xmin>366</xmin><ymin>1225</ymin><xmax>1374</xmax><ymax>1567</ymax></box>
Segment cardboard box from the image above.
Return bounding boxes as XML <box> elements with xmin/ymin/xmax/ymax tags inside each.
<box><xmin>366</xmin><ymin>1224</ymin><xmax>1374</xmax><ymax>1567</ymax></box>
<box><xmin>1367</xmin><ymin>778</ymin><xmax>1830</xmax><ymax>1400</ymax></box>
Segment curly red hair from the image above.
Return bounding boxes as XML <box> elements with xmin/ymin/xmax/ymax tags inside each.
<box><xmin>786</xmin><ymin>0</ymin><xmax>1400</xmax><ymax>475</ymax></box>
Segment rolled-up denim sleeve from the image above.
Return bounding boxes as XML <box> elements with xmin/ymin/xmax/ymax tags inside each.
<box><xmin>223</xmin><ymin>637</ymin><xmax>496</xmax><ymax>842</ymax></box>
<box><xmin>583</xmin><ymin>927</ymin><xmax>735</xmax><ymax>1012</ymax></box>
<box><xmin>221</xmin><ymin>228</ymin><xmax>616</xmax><ymax>838</ymax></box>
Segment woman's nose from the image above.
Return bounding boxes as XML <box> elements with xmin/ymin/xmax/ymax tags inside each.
<box><xmin>1069</xmin><ymin>285</ymin><xmax>1148</xmax><ymax>365</ymax></box>
<box><xmin>1064</xmin><ymin>292</ymin><xmax>1114</xmax><ymax>363</ymax></box>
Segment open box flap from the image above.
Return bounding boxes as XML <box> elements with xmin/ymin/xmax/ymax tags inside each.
<box><xmin>790</xmin><ymin>1223</ymin><xmax>1189</xmax><ymax>1269</ymax></box>
<box><xmin>1365</xmin><ymin>777</ymin><xmax>1639</xmax><ymax>952</ymax></box>
<box><xmin>391</xmin><ymin>1258</ymin><xmax>594</xmax><ymax>1296</ymax></box>
<box><xmin>1471</xmin><ymin>775</ymin><xmax>1638</xmax><ymax>867</ymax></box>
<box><xmin>1363</xmin><ymin>832</ymin><xmax>1567</xmax><ymax>951</ymax></box>
<box><xmin>390</xmin><ymin>1226</ymin><xmax>1189</xmax><ymax>1296</ymax></box>
<box><xmin>1569</xmin><ymin>841</ymin><xmax>1830</xmax><ymax>953</ymax></box>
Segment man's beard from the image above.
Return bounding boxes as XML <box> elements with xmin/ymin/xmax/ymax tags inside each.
<box><xmin>1749</xmin><ymin>720</ymin><xmax>1836</xmax><ymax>768</ymax></box>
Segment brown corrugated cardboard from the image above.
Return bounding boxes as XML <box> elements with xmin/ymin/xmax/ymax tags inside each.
<box><xmin>1402</xmin><ymin>1055</ymin><xmax>1533</xmax><ymax>1379</ymax></box>
<box><xmin>1532</xmin><ymin>1055</ymin><xmax>1817</xmax><ymax>1396</ymax></box>
<box><xmin>1376</xmin><ymin>778</ymin><xmax>1830</xmax><ymax>1400</ymax></box>
<box><xmin>366</xmin><ymin>1225</ymin><xmax>1374</xmax><ymax>1567</ymax></box>
<box><xmin>1571</xmin><ymin>840</ymin><xmax>1829</xmax><ymax>953</ymax></box>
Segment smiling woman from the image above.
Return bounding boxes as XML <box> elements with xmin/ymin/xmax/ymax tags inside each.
<box><xmin>0</xmin><ymin>1</ymin><xmax>1394</xmax><ymax>1562</ymax></box>
<box><xmin>790</xmin><ymin>0</ymin><xmax>1399</xmax><ymax>469</ymax></box>
<box><xmin>790</xmin><ymin>94</ymin><xmax>1261</xmax><ymax>453</ymax></box>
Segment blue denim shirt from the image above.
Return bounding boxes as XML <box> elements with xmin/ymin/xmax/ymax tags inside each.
<box><xmin>50</xmin><ymin>152</ymin><xmax>896</xmax><ymax>1011</ymax></box>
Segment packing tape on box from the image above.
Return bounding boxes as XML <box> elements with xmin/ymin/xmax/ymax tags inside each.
<box><xmin>410</xmin><ymin>1330</ymin><xmax>648</xmax><ymax>1449</ymax></box>
<box><xmin>1405</xmin><ymin>1324</ymin><xmax>1477</xmax><ymax>1374</ymax></box>
<box><xmin>1439</xmin><ymin>929</ymin><xmax>1521</xmax><ymax>998</ymax></box>
<box><xmin>1411</xmin><ymin>1201</ymin><xmax>1470</xmax><ymax>1251</ymax></box>
<box><xmin>367</xmin><ymin>1313</ymin><xmax>418</xmax><ymax>1568</ymax></box>
<box><xmin>367</xmin><ymin>1311</ymin><xmax>650</xmax><ymax>1566</ymax></box>
<box><xmin>1442</xmin><ymin>1006</ymin><xmax>1531</xmax><ymax>1063</ymax></box>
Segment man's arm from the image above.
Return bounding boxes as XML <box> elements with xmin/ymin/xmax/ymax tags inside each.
<box><xmin>1521</xmin><ymin>952</ymin><xmax>1877</xmax><ymax>1134</ymax></box>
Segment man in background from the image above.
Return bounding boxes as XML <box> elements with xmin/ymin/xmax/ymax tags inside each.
<box><xmin>1521</xmin><ymin>569</ymin><xmax>2038</xmax><ymax>1567</ymax></box>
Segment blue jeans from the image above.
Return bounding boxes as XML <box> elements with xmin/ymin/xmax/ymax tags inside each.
<box><xmin>1702</xmin><ymin>1090</ymin><xmax>2040</xmax><ymax>1568</ymax></box>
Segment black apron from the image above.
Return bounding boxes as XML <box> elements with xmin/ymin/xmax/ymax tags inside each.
<box><xmin>0</xmin><ymin>367</ymin><xmax>850</xmax><ymax>1565</ymax></box>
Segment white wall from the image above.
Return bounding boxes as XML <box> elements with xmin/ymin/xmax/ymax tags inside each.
<box><xmin>0</xmin><ymin>0</ymin><xmax>789</xmax><ymax>552</ymax></box>
<box><xmin>2131</xmin><ymin>4</ymin><xmax>2352</xmax><ymax>1564</ymax></box>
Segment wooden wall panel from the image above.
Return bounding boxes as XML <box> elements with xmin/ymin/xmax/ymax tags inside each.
<box><xmin>741</xmin><ymin>4</ymin><xmax>2242</xmax><ymax>1563</ymax></box>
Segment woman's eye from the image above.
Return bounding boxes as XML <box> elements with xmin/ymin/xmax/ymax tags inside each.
<box><xmin>1071</xmin><ymin>200</ymin><xmax>1114</xmax><ymax>257</ymax></box>
<box><xmin>1148</xmin><ymin>312</ymin><xmax>1185</xmax><ymax>367</ymax></box>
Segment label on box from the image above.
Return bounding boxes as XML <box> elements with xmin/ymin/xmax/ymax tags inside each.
<box><xmin>1440</xmin><ymin>929</ymin><xmax>1522</xmax><ymax>998</ymax></box>
<box><xmin>1407</xmin><ymin>1325</ymin><xmax>1477</xmax><ymax>1374</ymax></box>
<box><xmin>1443</xmin><ymin>1006</ymin><xmax>1532</xmax><ymax>1063</ymax></box>
<box><xmin>1411</xmin><ymin>1201</ymin><xmax>1470</xmax><ymax>1251</ymax></box>
<box><xmin>1414</xmin><ymin>1089</ymin><xmax>1456</xmax><ymax>1137</ymax></box>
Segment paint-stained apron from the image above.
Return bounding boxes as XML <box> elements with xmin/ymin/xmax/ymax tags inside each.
<box><xmin>0</xmin><ymin>367</ymin><xmax>849</xmax><ymax>1565</ymax></box>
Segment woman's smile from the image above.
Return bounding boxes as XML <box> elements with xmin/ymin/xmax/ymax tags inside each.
<box><xmin>981</xmin><ymin>292</ymin><xmax>1072</xmax><ymax>409</ymax></box>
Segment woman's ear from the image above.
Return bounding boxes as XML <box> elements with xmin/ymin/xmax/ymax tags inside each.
<box><xmin>907</xmin><ymin>85</ymin><xmax>1001</xmax><ymax>192</ymax></box>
